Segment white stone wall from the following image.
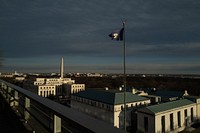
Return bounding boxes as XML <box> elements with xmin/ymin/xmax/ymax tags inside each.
<box><xmin>71</xmin><ymin>100</ymin><xmax>114</xmax><ymax>127</ymax></box>
<box><xmin>137</xmin><ymin>104</ymin><xmax>197</xmax><ymax>133</ymax></box>
<box><xmin>70</xmin><ymin>84</ymin><xmax>85</xmax><ymax>94</ymax></box>
<box><xmin>196</xmin><ymin>99</ymin><xmax>200</xmax><ymax>121</ymax></box>
<box><xmin>34</xmin><ymin>78</ymin><xmax>75</xmax><ymax>86</ymax></box>
<box><xmin>155</xmin><ymin>105</ymin><xmax>197</xmax><ymax>133</ymax></box>
<box><xmin>38</xmin><ymin>85</ymin><xmax>56</xmax><ymax>97</ymax></box>
<box><xmin>71</xmin><ymin>96</ymin><xmax>150</xmax><ymax>129</ymax></box>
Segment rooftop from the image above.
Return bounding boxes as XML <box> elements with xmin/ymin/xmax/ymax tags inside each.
<box><xmin>138</xmin><ymin>99</ymin><xmax>195</xmax><ymax>115</ymax></box>
<box><xmin>72</xmin><ymin>88</ymin><xmax>149</xmax><ymax>105</ymax></box>
<box><xmin>152</xmin><ymin>90</ymin><xmax>188</xmax><ymax>98</ymax></box>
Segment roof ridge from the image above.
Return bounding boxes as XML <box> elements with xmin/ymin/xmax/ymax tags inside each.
<box><xmin>145</xmin><ymin>99</ymin><xmax>195</xmax><ymax>114</ymax></box>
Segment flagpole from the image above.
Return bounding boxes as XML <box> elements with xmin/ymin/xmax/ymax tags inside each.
<box><xmin>123</xmin><ymin>20</ymin><xmax>126</xmax><ymax>132</ymax></box>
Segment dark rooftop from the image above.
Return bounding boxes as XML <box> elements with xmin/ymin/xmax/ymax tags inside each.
<box><xmin>138</xmin><ymin>99</ymin><xmax>195</xmax><ymax>115</ymax></box>
<box><xmin>73</xmin><ymin>88</ymin><xmax>149</xmax><ymax>105</ymax></box>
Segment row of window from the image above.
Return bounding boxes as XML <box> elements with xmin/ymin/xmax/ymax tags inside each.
<box><xmin>73</xmin><ymin>96</ymin><xmax>113</xmax><ymax>111</ymax></box>
<box><xmin>72</xmin><ymin>88</ymin><xmax>84</xmax><ymax>93</ymax></box>
<box><xmin>119</xmin><ymin>102</ymin><xmax>148</xmax><ymax>111</ymax></box>
<box><xmin>73</xmin><ymin>96</ymin><xmax>149</xmax><ymax>112</ymax></box>
<box><xmin>47</xmin><ymin>79</ymin><xmax>59</xmax><ymax>81</ymax></box>
<box><xmin>39</xmin><ymin>86</ymin><xmax>55</xmax><ymax>89</ymax></box>
<box><xmin>143</xmin><ymin>107</ymin><xmax>194</xmax><ymax>132</ymax></box>
<box><xmin>34</xmin><ymin>82</ymin><xmax>44</xmax><ymax>85</ymax></box>
<box><xmin>161</xmin><ymin>108</ymin><xmax>194</xmax><ymax>132</ymax></box>
<box><xmin>40</xmin><ymin>90</ymin><xmax>55</xmax><ymax>97</ymax></box>
<box><xmin>72</xmin><ymin>85</ymin><xmax>84</xmax><ymax>88</ymax></box>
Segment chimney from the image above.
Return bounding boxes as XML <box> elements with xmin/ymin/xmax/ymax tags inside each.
<box><xmin>184</xmin><ymin>90</ymin><xmax>189</xmax><ymax>96</ymax></box>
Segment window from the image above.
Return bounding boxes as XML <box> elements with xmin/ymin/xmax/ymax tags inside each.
<box><xmin>161</xmin><ymin>116</ymin><xmax>165</xmax><ymax>133</ymax></box>
<box><xmin>184</xmin><ymin>109</ymin><xmax>187</xmax><ymax>117</ymax></box>
<box><xmin>191</xmin><ymin>108</ymin><xmax>194</xmax><ymax>122</ymax></box>
<box><xmin>170</xmin><ymin>113</ymin><xmax>174</xmax><ymax>130</ymax></box>
<box><xmin>107</xmin><ymin>105</ymin><xmax>109</xmax><ymax>109</ymax></box>
<box><xmin>144</xmin><ymin>117</ymin><xmax>148</xmax><ymax>132</ymax></box>
<box><xmin>177</xmin><ymin>111</ymin><xmax>181</xmax><ymax>127</ymax></box>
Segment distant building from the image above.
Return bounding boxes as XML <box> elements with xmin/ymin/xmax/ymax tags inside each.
<box><xmin>15</xmin><ymin>77</ymin><xmax>25</xmax><ymax>81</ymax></box>
<box><xmin>152</xmin><ymin>90</ymin><xmax>189</xmax><ymax>102</ymax></box>
<box><xmin>132</xmin><ymin>88</ymin><xmax>148</xmax><ymax>96</ymax></box>
<box><xmin>23</xmin><ymin>77</ymin><xmax>75</xmax><ymax>97</ymax></box>
<box><xmin>71</xmin><ymin>89</ymin><xmax>150</xmax><ymax>129</ymax></box>
<box><xmin>23</xmin><ymin>57</ymin><xmax>84</xmax><ymax>97</ymax></box>
<box><xmin>143</xmin><ymin>95</ymin><xmax>161</xmax><ymax>104</ymax></box>
<box><xmin>137</xmin><ymin>99</ymin><xmax>197</xmax><ymax>133</ymax></box>
<box><xmin>33</xmin><ymin>77</ymin><xmax>75</xmax><ymax>86</ymax></box>
<box><xmin>0</xmin><ymin>73</ymin><xmax>14</xmax><ymax>78</ymax></box>
<box><xmin>63</xmin><ymin>84</ymin><xmax>85</xmax><ymax>97</ymax></box>
<box><xmin>37</xmin><ymin>85</ymin><xmax>57</xmax><ymax>97</ymax></box>
<box><xmin>87</xmin><ymin>73</ymin><xmax>103</xmax><ymax>77</ymax></box>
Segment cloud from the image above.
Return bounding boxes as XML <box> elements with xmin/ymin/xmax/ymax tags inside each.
<box><xmin>1</xmin><ymin>0</ymin><xmax>200</xmax><ymax>73</ymax></box>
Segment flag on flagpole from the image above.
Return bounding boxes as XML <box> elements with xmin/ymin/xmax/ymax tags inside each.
<box><xmin>109</xmin><ymin>28</ymin><xmax>124</xmax><ymax>41</ymax></box>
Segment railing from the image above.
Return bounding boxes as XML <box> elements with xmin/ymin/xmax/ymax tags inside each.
<box><xmin>0</xmin><ymin>79</ymin><xmax>123</xmax><ymax>133</ymax></box>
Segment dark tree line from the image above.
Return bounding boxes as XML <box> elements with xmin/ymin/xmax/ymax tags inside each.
<box><xmin>74</xmin><ymin>76</ymin><xmax>200</xmax><ymax>96</ymax></box>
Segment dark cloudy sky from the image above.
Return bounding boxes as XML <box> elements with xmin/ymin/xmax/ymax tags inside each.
<box><xmin>1</xmin><ymin>0</ymin><xmax>200</xmax><ymax>74</ymax></box>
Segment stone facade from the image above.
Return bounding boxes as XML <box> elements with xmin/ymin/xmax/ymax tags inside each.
<box><xmin>137</xmin><ymin>99</ymin><xmax>197</xmax><ymax>133</ymax></box>
<box><xmin>71</xmin><ymin>89</ymin><xmax>151</xmax><ymax>128</ymax></box>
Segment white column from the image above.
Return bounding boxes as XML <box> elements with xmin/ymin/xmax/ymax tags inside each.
<box><xmin>14</xmin><ymin>91</ymin><xmax>19</xmax><ymax>106</ymax></box>
<box><xmin>7</xmin><ymin>86</ymin><xmax>11</xmax><ymax>101</ymax></box>
<box><xmin>24</xmin><ymin>97</ymin><xmax>30</xmax><ymax>120</ymax></box>
<box><xmin>54</xmin><ymin>115</ymin><xmax>61</xmax><ymax>133</ymax></box>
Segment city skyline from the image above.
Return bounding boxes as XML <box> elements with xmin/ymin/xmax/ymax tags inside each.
<box><xmin>1</xmin><ymin>0</ymin><xmax>200</xmax><ymax>74</ymax></box>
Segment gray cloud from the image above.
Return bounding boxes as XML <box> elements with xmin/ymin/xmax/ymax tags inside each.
<box><xmin>1</xmin><ymin>0</ymin><xmax>200</xmax><ymax>73</ymax></box>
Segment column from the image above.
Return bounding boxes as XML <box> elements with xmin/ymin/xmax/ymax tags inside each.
<box><xmin>24</xmin><ymin>97</ymin><xmax>30</xmax><ymax>121</ymax></box>
<box><xmin>54</xmin><ymin>115</ymin><xmax>61</xmax><ymax>133</ymax></box>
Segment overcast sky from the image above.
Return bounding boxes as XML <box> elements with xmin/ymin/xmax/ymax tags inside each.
<box><xmin>1</xmin><ymin>0</ymin><xmax>200</xmax><ymax>74</ymax></box>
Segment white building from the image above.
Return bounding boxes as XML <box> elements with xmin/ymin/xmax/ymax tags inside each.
<box><xmin>137</xmin><ymin>99</ymin><xmax>197</xmax><ymax>133</ymax></box>
<box><xmin>71</xmin><ymin>89</ymin><xmax>150</xmax><ymax>129</ymax></box>
<box><xmin>22</xmin><ymin>77</ymin><xmax>76</xmax><ymax>97</ymax></box>
<box><xmin>63</xmin><ymin>84</ymin><xmax>85</xmax><ymax>97</ymax></box>
<box><xmin>38</xmin><ymin>85</ymin><xmax>56</xmax><ymax>97</ymax></box>
<box><xmin>0</xmin><ymin>73</ymin><xmax>14</xmax><ymax>78</ymax></box>
<box><xmin>23</xmin><ymin>57</ymin><xmax>80</xmax><ymax>97</ymax></box>
<box><xmin>15</xmin><ymin>76</ymin><xmax>25</xmax><ymax>81</ymax></box>
<box><xmin>33</xmin><ymin>78</ymin><xmax>75</xmax><ymax>86</ymax></box>
<box><xmin>87</xmin><ymin>73</ymin><xmax>103</xmax><ymax>77</ymax></box>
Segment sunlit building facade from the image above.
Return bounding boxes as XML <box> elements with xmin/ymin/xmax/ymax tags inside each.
<box><xmin>137</xmin><ymin>99</ymin><xmax>197</xmax><ymax>133</ymax></box>
<box><xmin>71</xmin><ymin>89</ymin><xmax>150</xmax><ymax>129</ymax></box>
